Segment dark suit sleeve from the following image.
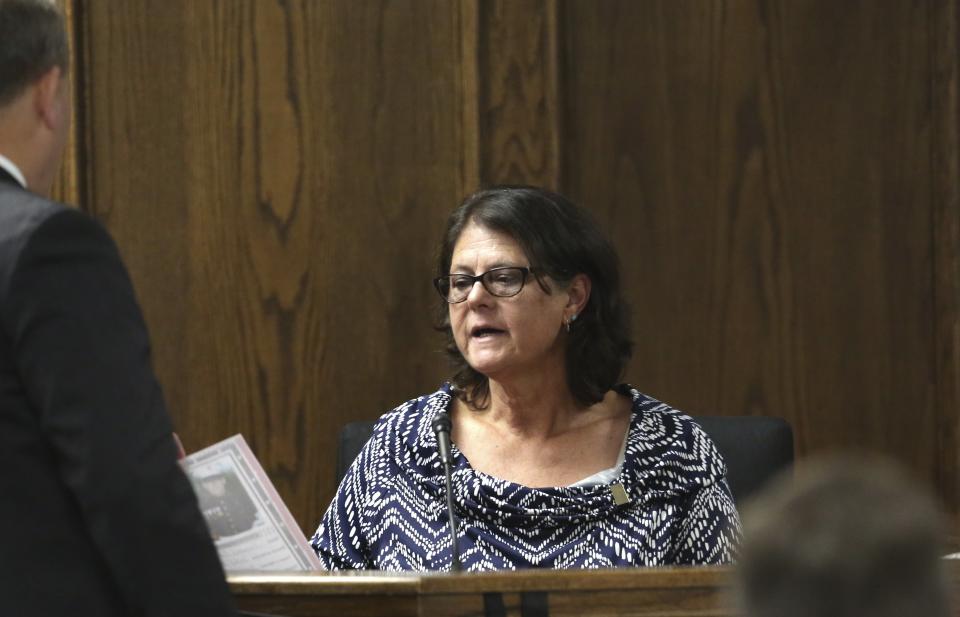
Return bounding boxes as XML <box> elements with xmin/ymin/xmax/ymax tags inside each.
<box><xmin>4</xmin><ymin>209</ymin><xmax>236</xmax><ymax>616</ymax></box>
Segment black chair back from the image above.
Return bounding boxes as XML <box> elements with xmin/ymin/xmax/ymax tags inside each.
<box><xmin>336</xmin><ymin>415</ymin><xmax>793</xmax><ymax>506</ymax></box>
<box><xmin>337</xmin><ymin>420</ymin><xmax>376</xmax><ymax>482</ymax></box>
<box><xmin>695</xmin><ymin>415</ymin><xmax>793</xmax><ymax>504</ymax></box>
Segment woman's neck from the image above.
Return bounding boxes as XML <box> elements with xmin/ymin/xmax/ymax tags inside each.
<box><xmin>478</xmin><ymin>371</ymin><xmax>585</xmax><ymax>439</ymax></box>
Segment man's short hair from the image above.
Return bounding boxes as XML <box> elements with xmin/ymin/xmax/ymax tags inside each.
<box><xmin>738</xmin><ymin>454</ymin><xmax>951</xmax><ymax>617</ymax></box>
<box><xmin>0</xmin><ymin>0</ymin><xmax>68</xmax><ymax>107</ymax></box>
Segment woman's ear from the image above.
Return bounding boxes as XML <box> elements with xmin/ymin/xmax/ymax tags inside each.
<box><xmin>565</xmin><ymin>274</ymin><xmax>591</xmax><ymax>319</ymax></box>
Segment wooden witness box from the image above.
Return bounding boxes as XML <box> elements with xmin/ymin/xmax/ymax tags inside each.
<box><xmin>231</xmin><ymin>560</ymin><xmax>960</xmax><ymax>617</ymax></box>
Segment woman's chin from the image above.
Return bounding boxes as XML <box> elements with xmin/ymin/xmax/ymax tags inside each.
<box><xmin>465</xmin><ymin>354</ymin><xmax>510</xmax><ymax>378</ymax></box>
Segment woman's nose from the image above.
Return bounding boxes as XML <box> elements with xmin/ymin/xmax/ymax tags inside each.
<box><xmin>465</xmin><ymin>277</ymin><xmax>493</xmax><ymax>306</ymax></box>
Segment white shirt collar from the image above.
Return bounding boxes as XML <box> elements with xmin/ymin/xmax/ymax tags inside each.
<box><xmin>0</xmin><ymin>154</ymin><xmax>28</xmax><ymax>189</ymax></box>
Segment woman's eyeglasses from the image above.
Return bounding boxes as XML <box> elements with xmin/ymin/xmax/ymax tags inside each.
<box><xmin>433</xmin><ymin>267</ymin><xmax>533</xmax><ymax>304</ymax></box>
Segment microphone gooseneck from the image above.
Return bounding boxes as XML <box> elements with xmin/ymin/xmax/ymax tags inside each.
<box><xmin>431</xmin><ymin>412</ymin><xmax>462</xmax><ymax>572</ymax></box>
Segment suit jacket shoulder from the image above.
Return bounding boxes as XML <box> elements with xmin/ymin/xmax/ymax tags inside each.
<box><xmin>0</xmin><ymin>183</ymin><xmax>237</xmax><ymax>616</ymax></box>
<box><xmin>0</xmin><ymin>182</ymin><xmax>70</xmax><ymax>293</ymax></box>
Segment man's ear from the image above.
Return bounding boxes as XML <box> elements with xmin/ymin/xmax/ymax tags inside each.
<box><xmin>33</xmin><ymin>66</ymin><xmax>66</xmax><ymax>130</ymax></box>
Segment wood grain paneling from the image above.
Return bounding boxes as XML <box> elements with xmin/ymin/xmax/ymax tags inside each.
<box><xmin>562</xmin><ymin>0</ymin><xmax>944</xmax><ymax>505</ymax></box>
<box><xmin>933</xmin><ymin>0</ymin><xmax>960</xmax><ymax>527</ymax></box>
<box><xmin>230</xmin><ymin>563</ymin><xmax>960</xmax><ymax>617</ymax></box>
<box><xmin>72</xmin><ymin>0</ymin><xmax>959</xmax><ymax>533</ymax></box>
<box><xmin>477</xmin><ymin>0</ymin><xmax>561</xmax><ymax>187</ymax></box>
<box><xmin>50</xmin><ymin>0</ymin><xmax>84</xmax><ymax>208</ymax></box>
<box><xmin>82</xmin><ymin>2</ymin><xmax>196</xmax><ymax>460</ymax></box>
<box><xmin>230</xmin><ymin>567</ymin><xmax>738</xmax><ymax>617</ymax></box>
<box><xmin>82</xmin><ymin>1</ymin><xmax>474</xmax><ymax>530</ymax></box>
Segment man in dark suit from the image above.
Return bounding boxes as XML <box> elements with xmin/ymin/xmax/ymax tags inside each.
<box><xmin>0</xmin><ymin>1</ymin><xmax>236</xmax><ymax>614</ymax></box>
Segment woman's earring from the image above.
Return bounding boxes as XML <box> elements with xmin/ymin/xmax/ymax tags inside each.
<box><xmin>565</xmin><ymin>313</ymin><xmax>578</xmax><ymax>333</ymax></box>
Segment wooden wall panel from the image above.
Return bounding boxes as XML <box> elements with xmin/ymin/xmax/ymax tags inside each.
<box><xmin>83</xmin><ymin>2</ymin><xmax>196</xmax><ymax>451</ymax></box>
<box><xmin>50</xmin><ymin>0</ymin><xmax>83</xmax><ymax>207</ymax></box>
<box><xmin>74</xmin><ymin>0</ymin><xmax>959</xmax><ymax>533</ymax></box>
<box><xmin>82</xmin><ymin>1</ymin><xmax>473</xmax><ymax>530</ymax></box>
<box><xmin>476</xmin><ymin>0</ymin><xmax>561</xmax><ymax>187</ymax></box>
<box><xmin>933</xmin><ymin>0</ymin><xmax>960</xmax><ymax>524</ymax></box>
<box><xmin>562</xmin><ymin>0</ymin><xmax>945</xmax><ymax>507</ymax></box>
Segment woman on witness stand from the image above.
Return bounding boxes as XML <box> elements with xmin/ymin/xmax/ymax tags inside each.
<box><xmin>311</xmin><ymin>186</ymin><xmax>740</xmax><ymax>571</ymax></box>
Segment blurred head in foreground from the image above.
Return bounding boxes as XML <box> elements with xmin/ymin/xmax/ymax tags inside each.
<box><xmin>738</xmin><ymin>454</ymin><xmax>951</xmax><ymax>617</ymax></box>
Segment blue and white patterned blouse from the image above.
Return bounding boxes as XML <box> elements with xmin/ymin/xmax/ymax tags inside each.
<box><xmin>311</xmin><ymin>383</ymin><xmax>741</xmax><ymax>571</ymax></box>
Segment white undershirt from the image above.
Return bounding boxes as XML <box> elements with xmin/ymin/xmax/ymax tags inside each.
<box><xmin>568</xmin><ymin>428</ymin><xmax>630</xmax><ymax>488</ymax></box>
<box><xmin>0</xmin><ymin>154</ymin><xmax>27</xmax><ymax>188</ymax></box>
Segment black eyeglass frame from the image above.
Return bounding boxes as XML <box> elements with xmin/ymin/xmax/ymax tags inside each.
<box><xmin>433</xmin><ymin>266</ymin><xmax>536</xmax><ymax>304</ymax></box>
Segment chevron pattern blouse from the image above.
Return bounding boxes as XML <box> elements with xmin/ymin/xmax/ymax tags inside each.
<box><xmin>311</xmin><ymin>383</ymin><xmax>741</xmax><ymax>571</ymax></box>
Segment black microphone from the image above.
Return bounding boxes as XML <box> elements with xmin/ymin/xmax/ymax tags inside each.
<box><xmin>431</xmin><ymin>412</ymin><xmax>462</xmax><ymax>572</ymax></box>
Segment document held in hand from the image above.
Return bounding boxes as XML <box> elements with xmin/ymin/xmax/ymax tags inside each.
<box><xmin>181</xmin><ymin>434</ymin><xmax>321</xmax><ymax>572</ymax></box>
